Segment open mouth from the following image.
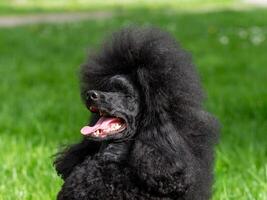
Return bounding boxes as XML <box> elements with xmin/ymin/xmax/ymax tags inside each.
<box><xmin>81</xmin><ymin>106</ymin><xmax>127</xmax><ymax>138</ymax></box>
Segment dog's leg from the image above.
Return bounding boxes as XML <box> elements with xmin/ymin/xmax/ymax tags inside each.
<box><xmin>54</xmin><ymin>113</ymin><xmax>103</xmax><ymax>179</ymax></box>
<box><xmin>54</xmin><ymin>139</ymin><xmax>101</xmax><ymax>179</ymax></box>
<box><xmin>57</xmin><ymin>156</ymin><xmax>142</xmax><ymax>200</ymax></box>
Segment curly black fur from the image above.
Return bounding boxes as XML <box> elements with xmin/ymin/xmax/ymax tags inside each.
<box><xmin>54</xmin><ymin>27</ymin><xmax>219</xmax><ymax>200</ymax></box>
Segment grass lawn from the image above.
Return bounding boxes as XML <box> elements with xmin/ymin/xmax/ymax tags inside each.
<box><xmin>0</xmin><ymin>0</ymin><xmax>239</xmax><ymax>14</ymax></box>
<box><xmin>0</xmin><ymin>4</ymin><xmax>267</xmax><ymax>200</ymax></box>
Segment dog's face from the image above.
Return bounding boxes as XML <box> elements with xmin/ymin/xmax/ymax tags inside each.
<box><xmin>80</xmin><ymin>75</ymin><xmax>140</xmax><ymax>141</ymax></box>
<box><xmin>80</xmin><ymin>27</ymin><xmax>204</xmax><ymax>143</ymax></box>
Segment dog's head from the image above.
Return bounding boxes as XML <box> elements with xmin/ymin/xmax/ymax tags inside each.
<box><xmin>80</xmin><ymin>75</ymin><xmax>140</xmax><ymax>141</ymax></box>
<box><xmin>80</xmin><ymin>27</ymin><xmax>203</xmax><ymax>142</ymax></box>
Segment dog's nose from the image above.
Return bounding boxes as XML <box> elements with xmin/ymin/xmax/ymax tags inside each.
<box><xmin>86</xmin><ymin>90</ymin><xmax>100</xmax><ymax>101</ymax></box>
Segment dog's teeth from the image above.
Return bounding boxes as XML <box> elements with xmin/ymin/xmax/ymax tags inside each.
<box><xmin>94</xmin><ymin>130</ymin><xmax>100</xmax><ymax>136</ymax></box>
<box><xmin>114</xmin><ymin>123</ymin><xmax>121</xmax><ymax>130</ymax></box>
<box><xmin>103</xmin><ymin>122</ymin><xmax>124</xmax><ymax>134</ymax></box>
<box><xmin>108</xmin><ymin>123</ymin><xmax>121</xmax><ymax>132</ymax></box>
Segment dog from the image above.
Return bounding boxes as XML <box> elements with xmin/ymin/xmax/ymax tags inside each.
<box><xmin>54</xmin><ymin>27</ymin><xmax>219</xmax><ymax>200</ymax></box>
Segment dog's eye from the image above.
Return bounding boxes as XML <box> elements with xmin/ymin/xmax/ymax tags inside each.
<box><xmin>110</xmin><ymin>76</ymin><xmax>135</xmax><ymax>95</ymax></box>
<box><xmin>113</xmin><ymin>84</ymin><xmax>130</xmax><ymax>94</ymax></box>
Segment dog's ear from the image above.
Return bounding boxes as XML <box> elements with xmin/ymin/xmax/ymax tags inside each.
<box><xmin>54</xmin><ymin>139</ymin><xmax>101</xmax><ymax>180</ymax></box>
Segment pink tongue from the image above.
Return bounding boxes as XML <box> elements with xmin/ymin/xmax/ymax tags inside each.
<box><xmin>81</xmin><ymin>117</ymin><xmax>120</xmax><ymax>135</ymax></box>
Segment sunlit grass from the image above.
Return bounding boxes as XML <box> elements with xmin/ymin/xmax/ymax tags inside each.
<box><xmin>0</xmin><ymin>0</ymin><xmax>242</xmax><ymax>14</ymax></box>
<box><xmin>0</xmin><ymin>6</ymin><xmax>267</xmax><ymax>200</ymax></box>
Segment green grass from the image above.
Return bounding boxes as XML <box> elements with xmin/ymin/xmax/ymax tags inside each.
<box><xmin>0</xmin><ymin>0</ymin><xmax>239</xmax><ymax>15</ymax></box>
<box><xmin>0</xmin><ymin>5</ymin><xmax>267</xmax><ymax>200</ymax></box>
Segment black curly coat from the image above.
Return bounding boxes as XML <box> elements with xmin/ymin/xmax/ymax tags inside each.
<box><xmin>54</xmin><ymin>27</ymin><xmax>219</xmax><ymax>200</ymax></box>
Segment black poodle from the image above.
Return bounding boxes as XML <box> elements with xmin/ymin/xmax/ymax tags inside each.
<box><xmin>54</xmin><ymin>27</ymin><xmax>219</xmax><ymax>200</ymax></box>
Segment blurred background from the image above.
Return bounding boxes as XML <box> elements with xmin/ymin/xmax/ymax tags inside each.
<box><xmin>0</xmin><ymin>0</ymin><xmax>266</xmax><ymax>199</ymax></box>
